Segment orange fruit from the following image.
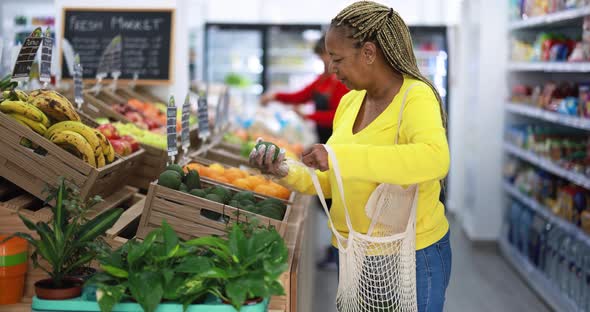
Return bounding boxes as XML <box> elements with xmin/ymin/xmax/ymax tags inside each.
<box><xmin>183</xmin><ymin>163</ymin><xmax>203</xmax><ymax>175</ymax></box>
<box><xmin>232</xmin><ymin>178</ymin><xmax>253</xmax><ymax>190</ymax></box>
<box><xmin>254</xmin><ymin>184</ymin><xmax>279</xmax><ymax>197</ymax></box>
<box><xmin>214</xmin><ymin>176</ymin><xmax>230</xmax><ymax>184</ymax></box>
<box><xmin>269</xmin><ymin>182</ymin><xmax>290</xmax><ymax>200</ymax></box>
<box><xmin>246</xmin><ymin>175</ymin><xmax>268</xmax><ymax>186</ymax></box>
<box><xmin>199</xmin><ymin>167</ymin><xmax>215</xmax><ymax>179</ymax></box>
<box><xmin>209</xmin><ymin>163</ymin><xmax>225</xmax><ymax>175</ymax></box>
<box><xmin>224</xmin><ymin>168</ymin><xmax>247</xmax><ymax>181</ymax></box>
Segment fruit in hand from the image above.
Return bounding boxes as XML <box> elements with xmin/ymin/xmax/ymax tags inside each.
<box><xmin>255</xmin><ymin>141</ymin><xmax>281</xmax><ymax>161</ymax></box>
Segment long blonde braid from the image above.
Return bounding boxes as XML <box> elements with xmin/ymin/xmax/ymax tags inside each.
<box><xmin>331</xmin><ymin>1</ymin><xmax>447</xmax><ymax>128</ymax></box>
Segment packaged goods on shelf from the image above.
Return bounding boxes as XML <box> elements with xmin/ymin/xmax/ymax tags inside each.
<box><xmin>510</xmin><ymin>81</ymin><xmax>590</xmax><ymax>119</ymax></box>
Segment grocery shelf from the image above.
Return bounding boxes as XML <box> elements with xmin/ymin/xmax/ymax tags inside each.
<box><xmin>503</xmin><ymin>143</ymin><xmax>590</xmax><ymax>189</ymax></box>
<box><xmin>505</xmin><ymin>102</ymin><xmax>590</xmax><ymax>131</ymax></box>
<box><xmin>503</xmin><ymin>182</ymin><xmax>590</xmax><ymax>246</ymax></box>
<box><xmin>498</xmin><ymin>238</ymin><xmax>579</xmax><ymax>312</ymax></box>
<box><xmin>508</xmin><ymin>61</ymin><xmax>590</xmax><ymax>72</ymax></box>
<box><xmin>509</xmin><ymin>6</ymin><xmax>590</xmax><ymax>30</ymax></box>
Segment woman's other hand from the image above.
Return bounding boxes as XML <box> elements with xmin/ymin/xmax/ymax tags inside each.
<box><xmin>302</xmin><ymin>144</ymin><xmax>329</xmax><ymax>171</ymax></box>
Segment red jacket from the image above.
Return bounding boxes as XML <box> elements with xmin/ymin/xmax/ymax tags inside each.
<box><xmin>275</xmin><ymin>74</ymin><xmax>349</xmax><ymax>128</ymax></box>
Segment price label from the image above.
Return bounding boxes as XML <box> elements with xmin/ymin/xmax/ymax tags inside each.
<box><xmin>39</xmin><ymin>27</ymin><xmax>53</xmax><ymax>84</ymax></box>
<box><xmin>73</xmin><ymin>54</ymin><xmax>84</xmax><ymax>109</ymax></box>
<box><xmin>96</xmin><ymin>35</ymin><xmax>121</xmax><ymax>80</ymax></box>
<box><xmin>110</xmin><ymin>36</ymin><xmax>122</xmax><ymax>79</ymax></box>
<box><xmin>197</xmin><ymin>90</ymin><xmax>210</xmax><ymax>139</ymax></box>
<box><xmin>11</xmin><ymin>27</ymin><xmax>43</xmax><ymax>82</ymax></box>
<box><xmin>167</xmin><ymin>96</ymin><xmax>178</xmax><ymax>157</ymax></box>
<box><xmin>181</xmin><ymin>94</ymin><xmax>191</xmax><ymax>150</ymax></box>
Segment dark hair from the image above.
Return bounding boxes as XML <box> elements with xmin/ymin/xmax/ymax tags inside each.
<box><xmin>331</xmin><ymin>1</ymin><xmax>446</xmax><ymax>128</ymax></box>
<box><xmin>313</xmin><ymin>35</ymin><xmax>326</xmax><ymax>55</ymax></box>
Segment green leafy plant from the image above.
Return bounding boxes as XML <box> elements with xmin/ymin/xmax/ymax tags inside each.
<box><xmin>5</xmin><ymin>178</ymin><xmax>123</xmax><ymax>288</ymax></box>
<box><xmin>185</xmin><ymin>220</ymin><xmax>289</xmax><ymax>310</ymax></box>
<box><xmin>88</xmin><ymin>221</ymin><xmax>214</xmax><ymax>312</ymax></box>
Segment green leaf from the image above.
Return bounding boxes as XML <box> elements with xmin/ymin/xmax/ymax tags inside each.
<box><xmin>228</xmin><ymin>225</ymin><xmax>247</xmax><ymax>263</ymax></box>
<box><xmin>184</xmin><ymin>236</ymin><xmax>232</xmax><ymax>262</ymax></box>
<box><xmin>17</xmin><ymin>213</ymin><xmax>38</xmax><ymax>232</ymax></box>
<box><xmin>163</xmin><ymin>275</ymin><xmax>185</xmax><ymax>300</ymax></box>
<box><xmin>200</xmin><ymin>267</ymin><xmax>230</xmax><ymax>279</ymax></box>
<box><xmin>128</xmin><ymin>271</ymin><xmax>163</xmax><ymax>312</ymax></box>
<box><xmin>97</xmin><ymin>284</ymin><xmax>126</xmax><ymax>312</ymax></box>
<box><xmin>226</xmin><ymin>280</ymin><xmax>248</xmax><ymax>310</ymax></box>
<box><xmin>162</xmin><ymin>268</ymin><xmax>175</xmax><ymax>285</ymax></box>
<box><xmin>175</xmin><ymin>256</ymin><xmax>211</xmax><ymax>274</ymax></box>
<box><xmin>53</xmin><ymin>179</ymin><xmax>67</xmax><ymax>232</ymax></box>
<box><xmin>161</xmin><ymin>220</ymin><xmax>179</xmax><ymax>257</ymax></box>
<box><xmin>127</xmin><ymin>241</ymin><xmax>150</xmax><ymax>267</ymax></box>
<box><xmin>63</xmin><ymin>253</ymin><xmax>94</xmax><ymax>275</ymax></box>
<box><xmin>100</xmin><ymin>264</ymin><xmax>128</xmax><ymax>278</ymax></box>
<box><xmin>77</xmin><ymin>208</ymin><xmax>123</xmax><ymax>243</ymax></box>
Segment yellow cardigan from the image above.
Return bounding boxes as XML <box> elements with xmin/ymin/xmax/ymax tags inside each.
<box><xmin>281</xmin><ymin>76</ymin><xmax>450</xmax><ymax>250</ymax></box>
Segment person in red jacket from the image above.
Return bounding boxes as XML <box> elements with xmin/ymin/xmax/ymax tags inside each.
<box><xmin>260</xmin><ymin>35</ymin><xmax>349</xmax><ymax>144</ymax></box>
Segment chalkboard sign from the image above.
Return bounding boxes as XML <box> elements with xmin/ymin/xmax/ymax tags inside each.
<box><xmin>60</xmin><ymin>8</ymin><xmax>174</xmax><ymax>85</ymax></box>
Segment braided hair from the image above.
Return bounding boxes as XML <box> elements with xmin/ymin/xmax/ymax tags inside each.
<box><xmin>331</xmin><ymin>1</ymin><xmax>447</xmax><ymax>128</ymax></box>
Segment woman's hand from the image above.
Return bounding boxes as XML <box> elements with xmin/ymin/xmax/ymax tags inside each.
<box><xmin>259</xmin><ymin>92</ymin><xmax>276</xmax><ymax>106</ymax></box>
<box><xmin>302</xmin><ymin>144</ymin><xmax>329</xmax><ymax>171</ymax></box>
<box><xmin>248</xmin><ymin>138</ymin><xmax>289</xmax><ymax>177</ymax></box>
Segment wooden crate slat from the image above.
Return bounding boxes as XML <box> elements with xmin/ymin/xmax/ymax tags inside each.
<box><xmin>106</xmin><ymin>195</ymin><xmax>146</xmax><ymax>237</ymax></box>
<box><xmin>148</xmin><ymin>210</ymin><xmax>227</xmax><ymax>238</ymax></box>
<box><xmin>85</xmin><ymin>186</ymin><xmax>137</xmax><ymax>219</ymax></box>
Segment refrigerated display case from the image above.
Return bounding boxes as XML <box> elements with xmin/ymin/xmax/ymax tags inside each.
<box><xmin>410</xmin><ymin>26</ymin><xmax>449</xmax><ymax>111</ymax></box>
<box><xmin>204</xmin><ymin>23</ymin><xmax>323</xmax><ymax>95</ymax></box>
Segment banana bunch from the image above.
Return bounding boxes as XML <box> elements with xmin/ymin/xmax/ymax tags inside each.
<box><xmin>45</xmin><ymin>121</ymin><xmax>116</xmax><ymax>168</ymax></box>
<box><xmin>28</xmin><ymin>89</ymin><xmax>81</xmax><ymax>123</ymax></box>
<box><xmin>0</xmin><ymin>99</ymin><xmax>50</xmax><ymax>135</ymax></box>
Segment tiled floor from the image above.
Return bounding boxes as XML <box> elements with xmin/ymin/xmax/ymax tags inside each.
<box><xmin>310</xmin><ymin>208</ymin><xmax>551</xmax><ymax>312</ymax></box>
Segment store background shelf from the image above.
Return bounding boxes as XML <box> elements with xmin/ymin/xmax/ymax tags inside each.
<box><xmin>498</xmin><ymin>238</ymin><xmax>579</xmax><ymax>312</ymax></box>
<box><xmin>509</xmin><ymin>6</ymin><xmax>590</xmax><ymax>30</ymax></box>
<box><xmin>508</xmin><ymin>61</ymin><xmax>590</xmax><ymax>72</ymax></box>
<box><xmin>503</xmin><ymin>143</ymin><xmax>590</xmax><ymax>189</ymax></box>
<box><xmin>503</xmin><ymin>182</ymin><xmax>590</xmax><ymax>246</ymax></box>
<box><xmin>505</xmin><ymin>102</ymin><xmax>590</xmax><ymax>130</ymax></box>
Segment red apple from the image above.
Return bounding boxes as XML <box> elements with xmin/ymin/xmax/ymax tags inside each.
<box><xmin>97</xmin><ymin>124</ymin><xmax>120</xmax><ymax>140</ymax></box>
<box><xmin>120</xmin><ymin>135</ymin><xmax>140</xmax><ymax>152</ymax></box>
<box><xmin>110</xmin><ymin>139</ymin><xmax>132</xmax><ymax>156</ymax></box>
<box><xmin>144</xmin><ymin>118</ymin><xmax>161</xmax><ymax>130</ymax></box>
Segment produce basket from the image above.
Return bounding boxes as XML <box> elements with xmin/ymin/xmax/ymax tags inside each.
<box><xmin>31</xmin><ymin>289</ymin><xmax>269</xmax><ymax>312</ymax></box>
<box><xmin>137</xmin><ymin>180</ymin><xmax>292</xmax><ymax>241</ymax></box>
<box><xmin>0</xmin><ymin>111</ymin><xmax>143</xmax><ymax>203</ymax></box>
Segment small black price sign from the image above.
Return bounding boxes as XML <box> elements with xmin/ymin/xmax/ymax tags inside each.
<box><xmin>73</xmin><ymin>54</ymin><xmax>84</xmax><ymax>108</ymax></box>
<box><xmin>197</xmin><ymin>90</ymin><xmax>210</xmax><ymax>139</ymax></box>
<box><xmin>167</xmin><ymin>96</ymin><xmax>178</xmax><ymax>157</ymax></box>
<box><xmin>39</xmin><ymin>27</ymin><xmax>53</xmax><ymax>84</ymax></box>
<box><xmin>180</xmin><ymin>94</ymin><xmax>191</xmax><ymax>149</ymax></box>
<box><xmin>11</xmin><ymin>27</ymin><xmax>43</xmax><ymax>81</ymax></box>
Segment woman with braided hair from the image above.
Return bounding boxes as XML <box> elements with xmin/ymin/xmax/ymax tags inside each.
<box><xmin>250</xmin><ymin>1</ymin><xmax>451</xmax><ymax>311</ymax></box>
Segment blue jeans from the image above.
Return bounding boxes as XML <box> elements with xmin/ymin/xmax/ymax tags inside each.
<box><xmin>334</xmin><ymin>230</ymin><xmax>452</xmax><ymax>312</ymax></box>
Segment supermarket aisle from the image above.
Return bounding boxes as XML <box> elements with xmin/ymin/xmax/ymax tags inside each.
<box><xmin>312</xmin><ymin>210</ymin><xmax>550</xmax><ymax>312</ymax></box>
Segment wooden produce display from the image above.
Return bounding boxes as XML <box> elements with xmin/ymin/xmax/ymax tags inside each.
<box><xmin>0</xmin><ymin>110</ymin><xmax>143</xmax><ymax>203</ymax></box>
<box><xmin>81</xmin><ymin>88</ymin><xmax>200</xmax><ymax>191</ymax></box>
<box><xmin>137</xmin><ymin>180</ymin><xmax>293</xmax><ymax>241</ymax></box>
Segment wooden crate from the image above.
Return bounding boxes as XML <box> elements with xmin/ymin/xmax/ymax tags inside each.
<box><xmin>137</xmin><ymin>181</ymin><xmax>293</xmax><ymax>241</ymax></box>
<box><xmin>105</xmin><ymin>193</ymin><xmax>147</xmax><ymax>249</ymax></box>
<box><xmin>200</xmin><ymin>146</ymin><xmax>250</xmax><ymax>168</ymax></box>
<box><xmin>0</xmin><ymin>112</ymin><xmax>143</xmax><ymax>203</ymax></box>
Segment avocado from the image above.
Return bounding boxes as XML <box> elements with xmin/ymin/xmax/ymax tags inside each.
<box><xmin>166</xmin><ymin>164</ymin><xmax>185</xmax><ymax>178</ymax></box>
<box><xmin>189</xmin><ymin>189</ymin><xmax>207</xmax><ymax>198</ymax></box>
<box><xmin>239</xmin><ymin>199</ymin><xmax>255</xmax><ymax>208</ymax></box>
<box><xmin>255</xmin><ymin>141</ymin><xmax>280</xmax><ymax>161</ymax></box>
<box><xmin>204</xmin><ymin>193</ymin><xmax>224</xmax><ymax>204</ymax></box>
<box><xmin>179</xmin><ymin>183</ymin><xmax>189</xmax><ymax>193</ymax></box>
<box><xmin>208</xmin><ymin>186</ymin><xmax>231</xmax><ymax>204</ymax></box>
<box><xmin>232</xmin><ymin>191</ymin><xmax>255</xmax><ymax>202</ymax></box>
<box><xmin>157</xmin><ymin>170</ymin><xmax>182</xmax><ymax>190</ymax></box>
<box><xmin>257</xmin><ymin>205</ymin><xmax>284</xmax><ymax>220</ymax></box>
<box><xmin>257</xmin><ymin>198</ymin><xmax>285</xmax><ymax>208</ymax></box>
<box><xmin>185</xmin><ymin>170</ymin><xmax>201</xmax><ymax>190</ymax></box>
<box><xmin>228</xmin><ymin>199</ymin><xmax>240</xmax><ymax>208</ymax></box>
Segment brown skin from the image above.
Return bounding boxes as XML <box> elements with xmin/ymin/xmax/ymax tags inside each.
<box><xmin>301</xmin><ymin>26</ymin><xmax>405</xmax><ymax>171</ymax></box>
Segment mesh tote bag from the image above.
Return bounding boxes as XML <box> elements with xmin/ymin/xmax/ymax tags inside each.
<box><xmin>309</xmin><ymin>84</ymin><xmax>420</xmax><ymax>312</ymax></box>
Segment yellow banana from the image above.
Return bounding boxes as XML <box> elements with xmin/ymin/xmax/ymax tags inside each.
<box><xmin>50</xmin><ymin>130</ymin><xmax>96</xmax><ymax>167</ymax></box>
<box><xmin>8</xmin><ymin>113</ymin><xmax>47</xmax><ymax>135</ymax></box>
<box><xmin>2</xmin><ymin>90</ymin><xmax>28</xmax><ymax>102</ymax></box>
<box><xmin>28</xmin><ymin>89</ymin><xmax>80</xmax><ymax>122</ymax></box>
<box><xmin>45</xmin><ymin>121</ymin><xmax>102</xmax><ymax>157</ymax></box>
<box><xmin>92</xmin><ymin>129</ymin><xmax>115</xmax><ymax>163</ymax></box>
<box><xmin>1</xmin><ymin>100</ymin><xmax>50</xmax><ymax>127</ymax></box>
<box><xmin>14</xmin><ymin>90</ymin><xmax>28</xmax><ymax>102</ymax></box>
<box><xmin>96</xmin><ymin>151</ymin><xmax>106</xmax><ymax>168</ymax></box>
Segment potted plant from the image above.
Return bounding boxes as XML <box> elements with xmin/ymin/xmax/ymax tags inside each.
<box><xmin>7</xmin><ymin>178</ymin><xmax>123</xmax><ymax>300</ymax></box>
<box><xmin>89</xmin><ymin>221</ymin><xmax>215</xmax><ymax>312</ymax></box>
<box><xmin>184</xmin><ymin>220</ymin><xmax>289</xmax><ymax>310</ymax></box>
